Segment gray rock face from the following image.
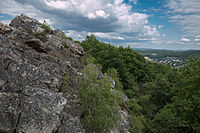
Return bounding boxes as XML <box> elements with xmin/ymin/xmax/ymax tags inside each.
<box><xmin>0</xmin><ymin>14</ymin><xmax>130</xmax><ymax>133</ymax></box>
<box><xmin>16</xmin><ymin>86</ymin><xmax>67</xmax><ymax>133</ymax></box>
<box><xmin>9</xmin><ymin>14</ymin><xmax>43</xmax><ymax>33</ymax></box>
<box><xmin>111</xmin><ymin>109</ymin><xmax>130</xmax><ymax>133</ymax></box>
<box><xmin>0</xmin><ymin>14</ymin><xmax>85</xmax><ymax>133</ymax></box>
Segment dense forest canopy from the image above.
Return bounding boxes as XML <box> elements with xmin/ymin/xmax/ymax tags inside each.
<box><xmin>78</xmin><ymin>35</ymin><xmax>200</xmax><ymax>132</ymax></box>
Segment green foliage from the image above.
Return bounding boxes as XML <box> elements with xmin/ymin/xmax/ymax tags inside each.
<box><xmin>59</xmin><ymin>72</ymin><xmax>70</xmax><ymax>91</ymax></box>
<box><xmin>78</xmin><ymin>64</ymin><xmax>122</xmax><ymax>133</ymax></box>
<box><xmin>61</xmin><ymin>32</ymin><xmax>74</xmax><ymax>42</ymax></box>
<box><xmin>81</xmin><ymin>35</ymin><xmax>147</xmax><ymax>92</ymax></box>
<box><xmin>152</xmin><ymin>58</ymin><xmax>200</xmax><ymax>132</ymax></box>
<box><xmin>41</xmin><ymin>21</ymin><xmax>51</xmax><ymax>33</ymax></box>
<box><xmin>26</xmin><ymin>21</ymin><xmax>51</xmax><ymax>42</ymax></box>
<box><xmin>60</xmin><ymin>40</ymin><xmax>69</xmax><ymax>49</ymax></box>
<box><xmin>85</xmin><ymin>54</ymin><xmax>97</xmax><ymax>64</ymax></box>
<box><xmin>27</xmin><ymin>29</ymin><xmax>48</xmax><ymax>42</ymax></box>
<box><xmin>61</xmin><ymin>32</ymin><xmax>73</xmax><ymax>40</ymax></box>
<box><xmin>66</xmin><ymin>36</ymin><xmax>73</xmax><ymax>41</ymax></box>
<box><xmin>126</xmin><ymin>98</ymin><xmax>145</xmax><ymax>132</ymax></box>
<box><xmin>83</xmin><ymin>54</ymin><xmax>102</xmax><ymax>70</ymax></box>
<box><xmin>74</xmin><ymin>40</ymin><xmax>81</xmax><ymax>44</ymax></box>
<box><xmin>79</xmin><ymin>35</ymin><xmax>200</xmax><ymax>133</ymax></box>
<box><xmin>129</xmin><ymin>114</ymin><xmax>145</xmax><ymax>133</ymax></box>
<box><xmin>106</xmin><ymin>68</ymin><xmax>123</xmax><ymax>91</ymax></box>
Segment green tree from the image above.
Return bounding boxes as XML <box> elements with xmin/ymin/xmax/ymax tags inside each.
<box><xmin>81</xmin><ymin>35</ymin><xmax>147</xmax><ymax>92</ymax></box>
<box><xmin>153</xmin><ymin>58</ymin><xmax>200</xmax><ymax>132</ymax></box>
<box><xmin>127</xmin><ymin>98</ymin><xmax>145</xmax><ymax>132</ymax></box>
<box><xmin>106</xmin><ymin>68</ymin><xmax>123</xmax><ymax>91</ymax></box>
<box><xmin>78</xmin><ymin>64</ymin><xmax>122</xmax><ymax>133</ymax></box>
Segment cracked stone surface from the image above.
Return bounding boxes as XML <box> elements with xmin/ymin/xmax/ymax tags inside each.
<box><xmin>0</xmin><ymin>14</ymin><xmax>130</xmax><ymax>133</ymax></box>
<box><xmin>0</xmin><ymin>14</ymin><xmax>85</xmax><ymax>133</ymax></box>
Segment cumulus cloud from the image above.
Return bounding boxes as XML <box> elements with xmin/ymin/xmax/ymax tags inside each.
<box><xmin>158</xmin><ymin>25</ymin><xmax>163</xmax><ymax>29</ymax></box>
<box><xmin>167</xmin><ymin>0</ymin><xmax>200</xmax><ymax>36</ymax></box>
<box><xmin>0</xmin><ymin>0</ymin><xmax>160</xmax><ymax>47</ymax></box>
<box><xmin>95</xmin><ymin>10</ymin><xmax>110</xmax><ymax>19</ymax></box>
<box><xmin>88</xmin><ymin>32</ymin><xmax>124</xmax><ymax>40</ymax></box>
<box><xmin>143</xmin><ymin>25</ymin><xmax>160</xmax><ymax>36</ymax></box>
<box><xmin>180</xmin><ymin>37</ymin><xmax>190</xmax><ymax>42</ymax></box>
<box><xmin>129</xmin><ymin>0</ymin><xmax>138</xmax><ymax>4</ymax></box>
<box><xmin>45</xmin><ymin>0</ymin><xmax>71</xmax><ymax>9</ymax></box>
<box><xmin>167</xmin><ymin>41</ymin><xmax>173</xmax><ymax>44</ymax></box>
<box><xmin>194</xmin><ymin>38</ymin><xmax>200</xmax><ymax>42</ymax></box>
<box><xmin>138</xmin><ymin>38</ymin><xmax>157</xmax><ymax>41</ymax></box>
<box><xmin>196</xmin><ymin>35</ymin><xmax>200</xmax><ymax>38</ymax></box>
<box><xmin>0</xmin><ymin>20</ymin><xmax>11</xmax><ymax>25</ymax></box>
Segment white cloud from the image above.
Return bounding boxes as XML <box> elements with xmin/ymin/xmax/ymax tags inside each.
<box><xmin>167</xmin><ymin>0</ymin><xmax>200</xmax><ymax>36</ymax></box>
<box><xmin>95</xmin><ymin>10</ymin><xmax>110</xmax><ymax>19</ymax></box>
<box><xmin>107</xmin><ymin>1</ymin><xmax>150</xmax><ymax>34</ymax></box>
<box><xmin>87</xmin><ymin>10</ymin><xmax>110</xmax><ymax>19</ymax></box>
<box><xmin>143</xmin><ymin>25</ymin><xmax>160</xmax><ymax>36</ymax></box>
<box><xmin>129</xmin><ymin>0</ymin><xmax>138</xmax><ymax>4</ymax></box>
<box><xmin>0</xmin><ymin>0</ymin><xmax>161</xmax><ymax>47</ymax></box>
<box><xmin>89</xmin><ymin>32</ymin><xmax>124</xmax><ymax>40</ymax></box>
<box><xmin>138</xmin><ymin>38</ymin><xmax>157</xmax><ymax>41</ymax></box>
<box><xmin>45</xmin><ymin>0</ymin><xmax>71</xmax><ymax>9</ymax></box>
<box><xmin>87</xmin><ymin>13</ymin><xmax>96</xmax><ymax>19</ymax></box>
<box><xmin>0</xmin><ymin>0</ymin><xmax>46</xmax><ymax>23</ymax></box>
<box><xmin>180</xmin><ymin>37</ymin><xmax>190</xmax><ymax>42</ymax></box>
<box><xmin>0</xmin><ymin>20</ymin><xmax>11</xmax><ymax>25</ymax></box>
<box><xmin>112</xmin><ymin>36</ymin><xmax>124</xmax><ymax>40</ymax></box>
<box><xmin>158</xmin><ymin>25</ymin><xmax>164</xmax><ymax>29</ymax></box>
<box><xmin>114</xmin><ymin>0</ymin><xmax>123</xmax><ymax>5</ymax></box>
<box><xmin>196</xmin><ymin>35</ymin><xmax>200</xmax><ymax>38</ymax></box>
<box><xmin>39</xmin><ymin>19</ymin><xmax>53</xmax><ymax>25</ymax></box>
<box><xmin>194</xmin><ymin>38</ymin><xmax>200</xmax><ymax>42</ymax></box>
<box><xmin>162</xmin><ymin>34</ymin><xmax>166</xmax><ymax>37</ymax></box>
<box><xmin>65</xmin><ymin>30</ymin><xmax>86</xmax><ymax>41</ymax></box>
<box><xmin>167</xmin><ymin>41</ymin><xmax>173</xmax><ymax>44</ymax></box>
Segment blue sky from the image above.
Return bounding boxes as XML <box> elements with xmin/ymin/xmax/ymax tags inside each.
<box><xmin>0</xmin><ymin>0</ymin><xmax>200</xmax><ymax>50</ymax></box>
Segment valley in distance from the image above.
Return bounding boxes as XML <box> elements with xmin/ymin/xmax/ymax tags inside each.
<box><xmin>134</xmin><ymin>48</ymin><xmax>200</xmax><ymax>67</ymax></box>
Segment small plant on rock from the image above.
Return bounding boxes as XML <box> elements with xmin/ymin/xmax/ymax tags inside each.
<box><xmin>41</xmin><ymin>21</ymin><xmax>51</xmax><ymax>33</ymax></box>
<box><xmin>59</xmin><ymin>72</ymin><xmax>71</xmax><ymax>91</ymax></box>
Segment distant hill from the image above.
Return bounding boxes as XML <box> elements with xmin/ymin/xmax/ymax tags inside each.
<box><xmin>135</xmin><ymin>49</ymin><xmax>200</xmax><ymax>67</ymax></box>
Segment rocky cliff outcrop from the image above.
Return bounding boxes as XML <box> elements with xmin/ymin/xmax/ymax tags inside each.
<box><xmin>0</xmin><ymin>14</ymin><xmax>129</xmax><ymax>133</ymax></box>
<box><xmin>0</xmin><ymin>14</ymin><xmax>84</xmax><ymax>133</ymax></box>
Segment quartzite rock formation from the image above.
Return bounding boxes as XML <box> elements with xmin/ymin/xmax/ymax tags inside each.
<box><xmin>0</xmin><ymin>14</ymin><xmax>129</xmax><ymax>133</ymax></box>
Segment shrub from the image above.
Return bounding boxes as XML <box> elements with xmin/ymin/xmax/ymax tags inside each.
<box><xmin>127</xmin><ymin>98</ymin><xmax>145</xmax><ymax>132</ymax></box>
<box><xmin>66</xmin><ymin>36</ymin><xmax>73</xmax><ymax>41</ymax></box>
<box><xmin>61</xmin><ymin>32</ymin><xmax>73</xmax><ymax>40</ymax></box>
<box><xmin>106</xmin><ymin>68</ymin><xmax>123</xmax><ymax>91</ymax></box>
<box><xmin>41</xmin><ymin>21</ymin><xmax>51</xmax><ymax>33</ymax></box>
<box><xmin>74</xmin><ymin>40</ymin><xmax>81</xmax><ymax>44</ymax></box>
<box><xmin>59</xmin><ymin>72</ymin><xmax>70</xmax><ymax>91</ymax></box>
<box><xmin>33</xmin><ymin>31</ymin><xmax>48</xmax><ymax>42</ymax></box>
<box><xmin>61</xmin><ymin>40</ymin><xmax>69</xmax><ymax>49</ymax></box>
<box><xmin>78</xmin><ymin>64</ymin><xmax>122</xmax><ymax>133</ymax></box>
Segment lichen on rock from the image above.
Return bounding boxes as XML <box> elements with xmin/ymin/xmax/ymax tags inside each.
<box><xmin>0</xmin><ymin>14</ymin><xmax>85</xmax><ymax>133</ymax></box>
